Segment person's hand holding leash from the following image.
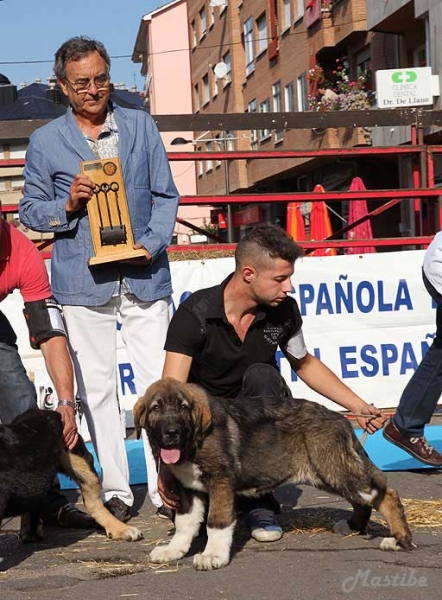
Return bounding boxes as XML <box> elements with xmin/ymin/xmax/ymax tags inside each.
<box><xmin>158</xmin><ymin>469</ymin><xmax>181</xmax><ymax>511</ymax></box>
<box><xmin>356</xmin><ymin>403</ymin><xmax>387</xmax><ymax>434</ymax></box>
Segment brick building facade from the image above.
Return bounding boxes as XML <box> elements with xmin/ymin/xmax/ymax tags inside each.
<box><xmin>184</xmin><ymin>0</ymin><xmax>441</xmax><ymax>241</ymax></box>
<box><xmin>187</xmin><ymin>0</ymin><xmax>378</xmax><ymax>236</ymax></box>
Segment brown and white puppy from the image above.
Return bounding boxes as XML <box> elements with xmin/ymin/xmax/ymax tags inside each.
<box><xmin>0</xmin><ymin>408</ymin><xmax>142</xmax><ymax>544</ymax></box>
<box><xmin>134</xmin><ymin>378</ymin><xmax>412</xmax><ymax>571</ymax></box>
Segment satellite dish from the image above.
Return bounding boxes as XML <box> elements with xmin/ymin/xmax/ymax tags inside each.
<box><xmin>214</xmin><ymin>62</ymin><xmax>228</xmax><ymax>80</ymax></box>
<box><xmin>210</xmin><ymin>0</ymin><xmax>227</xmax><ymax>6</ymax></box>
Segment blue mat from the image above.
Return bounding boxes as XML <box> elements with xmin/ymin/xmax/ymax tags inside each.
<box><xmin>355</xmin><ymin>425</ymin><xmax>442</xmax><ymax>471</ymax></box>
<box><xmin>59</xmin><ymin>439</ymin><xmax>147</xmax><ymax>490</ymax></box>
<box><xmin>59</xmin><ymin>426</ymin><xmax>442</xmax><ymax>490</ymax></box>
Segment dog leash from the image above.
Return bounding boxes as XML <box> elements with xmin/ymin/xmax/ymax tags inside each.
<box><xmin>345</xmin><ymin>409</ymin><xmax>390</xmax><ymax>447</ymax></box>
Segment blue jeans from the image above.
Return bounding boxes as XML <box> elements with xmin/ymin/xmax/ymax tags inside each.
<box><xmin>236</xmin><ymin>364</ymin><xmax>291</xmax><ymax>515</ymax></box>
<box><xmin>393</xmin><ymin>271</ymin><xmax>442</xmax><ymax>437</ymax></box>
<box><xmin>0</xmin><ymin>341</ymin><xmax>37</xmax><ymax>424</ymax></box>
<box><xmin>237</xmin><ymin>363</ymin><xmax>292</xmax><ymax>400</ymax></box>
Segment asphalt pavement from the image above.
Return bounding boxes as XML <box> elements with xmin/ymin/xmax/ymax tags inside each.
<box><xmin>1</xmin><ymin>467</ymin><xmax>442</xmax><ymax>600</ymax></box>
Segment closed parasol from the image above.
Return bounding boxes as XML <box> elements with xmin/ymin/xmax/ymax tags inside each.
<box><xmin>309</xmin><ymin>184</ymin><xmax>336</xmax><ymax>257</ymax></box>
<box><xmin>286</xmin><ymin>202</ymin><xmax>306</xmax><ymax>242</ymax></box>
<box><xmin>346</xmin><ymin>176</ymin><xmax>375</xmax><ymax>254</ymax></box>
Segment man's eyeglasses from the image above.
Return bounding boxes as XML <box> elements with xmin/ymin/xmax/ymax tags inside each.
<box><xmin>65</xmin><ymin>74</ymin><xmax>110</xmax><ymax>95</ymax></box>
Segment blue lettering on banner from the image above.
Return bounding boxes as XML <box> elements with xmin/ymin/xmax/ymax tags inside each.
<box><xmin>118</xmin><ymin>336</ymin><xmax>435</xmax><ymax>396</ymax></box>
<box><xmin>298</xmin><ymin>284</ymin><xmax>315</xmax><ymax>313</ymax></box>
<box><xmin>340</xmin><ymin>338</ymin><xmax>432</xmax><ymax>379</ymax></box>
<box><xmin>276</xmin><ymin>348</ymin><xmax>321</xmax><ymax>381</ymax></box>
<box><xmin>395</xmin><ymin>280</ymin><xmax>413</xmax><ymax>311</ymax></box>
<box><xmin>317</xmin><ymin>284</ymin><xmax>333</xmax><ymax>313</ymax></box>
<box><xmin>119</xmin><ymin>363</ymin><xmax>136</xmax><ymax>395</ymax></box>
<box><xmin>293</xmin><ymin>276</ymin><xmax>413</xmax><ymax>316</ymax></box>
<box><xmin>180</xmin><ymin>291</ymin><xmax>193</xmax><ymax>304</ymax></box>
<box><xmin>381</xmin><ymin>344</ymin><xmax>399</xmax><ymax>375</ymax></box>
<box><xmin>173</xmin><ymin>290</ymin><xmax>194</xmax><ymax>313</ymax></box>
<box><xmin>336</xmin><ymin>279</ymin><xmax>353</xmax><ymax>313</ymax></box>
<box><xmin>341</xmin><ymin>346</ymin><xmax>359</xmax><ymax>378</ymax></box>
<box><xmin>356</xmin><ymin>281</ymin><xmax>374</xmax><ymax>313</ymax></box>
<box><xmin>361</xmin><ymin>345</ymin><xmax>378</xmax><ymax>376</ymax></box>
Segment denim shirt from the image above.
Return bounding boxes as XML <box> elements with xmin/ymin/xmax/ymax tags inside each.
<box><xmin>19</xmin><ymin>102</ymin><xmax>180</xmax><ymax>306</ymax></box>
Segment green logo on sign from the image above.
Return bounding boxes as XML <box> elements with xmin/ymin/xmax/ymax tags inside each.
<box><xmin>392</xmin><ymin>71</ymin><xmax>418</xmax><ymax>83</ymax></box>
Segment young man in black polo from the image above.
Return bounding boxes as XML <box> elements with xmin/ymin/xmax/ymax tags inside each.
<box><xmin>161</xmin><ymin>224</ymin><xmax>385</xmax><ymax>541</ymax></box>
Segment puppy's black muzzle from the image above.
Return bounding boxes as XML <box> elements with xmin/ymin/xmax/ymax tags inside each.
<box><xmin>159</xmin><ymin>415</ymin><xmax>184</xmax><ymax>447</ymax></box>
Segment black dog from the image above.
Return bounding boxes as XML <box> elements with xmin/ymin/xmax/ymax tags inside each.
<box><xmin>0</xmin><ymin>408</ymin><xmax>142</xmax><ymax>543</ymax></box>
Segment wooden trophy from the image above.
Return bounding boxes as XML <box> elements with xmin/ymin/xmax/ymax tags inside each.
<box><xmin>80</xmin><ymin>157</ymin><xmax>147</xmax><ymax>266</ymax></box>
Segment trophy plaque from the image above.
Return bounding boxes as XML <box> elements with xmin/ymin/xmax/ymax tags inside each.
<box><xmin>80</xmin><ymin>157</ymin><xmax>147</xmax><ymax>266</ymax></box>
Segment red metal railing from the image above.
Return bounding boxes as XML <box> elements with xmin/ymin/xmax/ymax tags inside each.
<box><xmin>167</xmin><ymin>142</ymin><xmax>440</xmax><ymax>249</ymax></box>
<box><xmin>1</xmin><ymin>141</ymin><xmax>441</xmax><ymax>253</ymax></box>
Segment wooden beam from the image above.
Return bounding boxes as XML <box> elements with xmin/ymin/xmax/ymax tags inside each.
<box><xmin>0</xmin><ymin>119</ymin><xmax>51</xmax><ymax>141</ymax></box>
<box><xmin>0</xmin><ymin>167</ymin><xmax>23</xmax><ymax>176</ymax></box>
<box><xmin>2</xmin><ymin>110</ymin><xmax>442</xmax><ymax>140</ymax></box>
<box><xmin>153</xmin><ymin>109</ymin><xmax>442</xmax><ymax>131</ymax></box>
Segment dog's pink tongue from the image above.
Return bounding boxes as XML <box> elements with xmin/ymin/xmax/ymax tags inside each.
<box><xmin>160</xmin><ymin>448</ymin><xmax>181</xmax><ymax>464</ymax></box>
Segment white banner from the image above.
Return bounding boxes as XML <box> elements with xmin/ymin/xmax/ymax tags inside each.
<box><xmin>2</xmin><ymin>251</ymin><xmax>435</xmax><ymax>421</ymax></box>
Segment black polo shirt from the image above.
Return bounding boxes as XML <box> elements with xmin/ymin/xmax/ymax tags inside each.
<box><xmin>165</xmin><ymin>275</ymin><xmax>303</xmax><ymax>398</ymax></box>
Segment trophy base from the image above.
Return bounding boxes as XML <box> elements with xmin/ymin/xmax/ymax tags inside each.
<box><xmin>88</xmin><ymin>248</ymin><xmax>148</xmax><ymax>266</ymax></box>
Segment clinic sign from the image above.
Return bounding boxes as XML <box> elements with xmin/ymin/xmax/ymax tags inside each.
<box><xmin>376</xmin><ymin>67</ymin><xmax>437</xmax><ymax>107</ymax></box>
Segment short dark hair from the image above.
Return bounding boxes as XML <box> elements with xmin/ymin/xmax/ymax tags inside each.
<box><xmin>54</xmin><ymin>37</ymin><xmax>111</xmax><ymax>79</ymax></box>
<box><xmin>235</xmin><ymin>224</ymin><xmax>304</xmax><ymax>269</ymax></box>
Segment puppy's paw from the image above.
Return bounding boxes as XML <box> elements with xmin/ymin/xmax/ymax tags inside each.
<box><xmin>332</xmin><ymin>519</ymin><xmax>353</xmax><ymax>535</ymax></box>
<box><xmin>106</xmin><ymin>524</ymin><xmax>143</xmax><ymax>542</ymax></box>
<box><xmin>113</xmin><ymin>525</ymin><xmax>143</xmax><ymax>542</ymax></box>
<box><xmin>150</xmin><ymin>544</ymin><xmax>186</xmax><ymax>564</ymax></box>
<box><xmin>380</xmin><ymin>536</ymin><xmax>401</xmax><ymax>551</ymax></box>
<box><xmin>193</xmin><ymin>551</ymin><xmax>230</xmax><ymax>571</ymax></box>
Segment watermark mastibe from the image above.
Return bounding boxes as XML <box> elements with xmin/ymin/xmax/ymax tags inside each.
<box><xmin>342</xmin><ymin>568</ymin><xmax>427</xmax><ymax>593</ymax></box>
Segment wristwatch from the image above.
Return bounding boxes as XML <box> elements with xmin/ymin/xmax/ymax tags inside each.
<box><xmin>57</xmin><ymin>399</ymin><xmax>76</xmax><ymax>412</ymax></box>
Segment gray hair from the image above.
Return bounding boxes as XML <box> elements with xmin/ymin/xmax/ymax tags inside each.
<box><xmin>54</xmin><ymin>36</ymin><xmax>111</xmax><ymax>79</ymax></box>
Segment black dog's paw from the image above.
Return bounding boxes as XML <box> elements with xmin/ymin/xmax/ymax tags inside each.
<box><xmin>20</xmin><ymin>530</ymin><xmax>44</xmax><ymax>543</ymax></box>
<box><xmin>20</xmin><ymin>516</ymin><xmax>44</xmax><ymax>543</ymax></box>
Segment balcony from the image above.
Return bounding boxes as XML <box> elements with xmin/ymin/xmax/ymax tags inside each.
<box><xmin>305</xmin><ymin>0</ymin><xmax>367</xmax><ymax>55</ymax></box>
<box><xmin>306</xmin><ymin>60</ymin><xmax>373</xmax><ymax>148</ymax></box>
<box><xmin>367</xmin><ymin>0</ymin><xmax>413</xmax><ymax>33</ymax></box>
<box><xmin>330</xmin><ymin>0</ymin><xmax>367</xmax><ymax>46</ymax></box>
<box><xmin>307</xmin><ymin>10</ymin><xmax>335</xmax><ymax>56</ymax></box>
<box><xmin>309</xmin><ymin>126</ymin><xmax>371</xmax><ymax>149</ymax></box>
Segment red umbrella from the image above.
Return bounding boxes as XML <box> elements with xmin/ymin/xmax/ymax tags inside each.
<box><xmin>309</xmin><ymin>185</ymin><xmax>336</xmax><ymax>257</ymax></box>
<box><xmin>346</xmin><ymin>177</ymin><xmax>375</xmax><ymax>254</ymax></box>
<box><xmin>286</xmin><ymin>202</ymin><xmax>306</xmax><ymax>242</ymax></box>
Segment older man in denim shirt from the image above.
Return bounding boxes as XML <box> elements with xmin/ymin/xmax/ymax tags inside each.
<box><xmin>20</xmin><ymin>37</ymin><xmax>179</xmax><ymax>523</ymax></box>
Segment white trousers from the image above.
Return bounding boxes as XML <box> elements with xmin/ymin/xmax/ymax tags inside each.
<box><xmin>63</xmin><ymin>294</ymin><xmax>172</xmax><ymax>507</ymax></box>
